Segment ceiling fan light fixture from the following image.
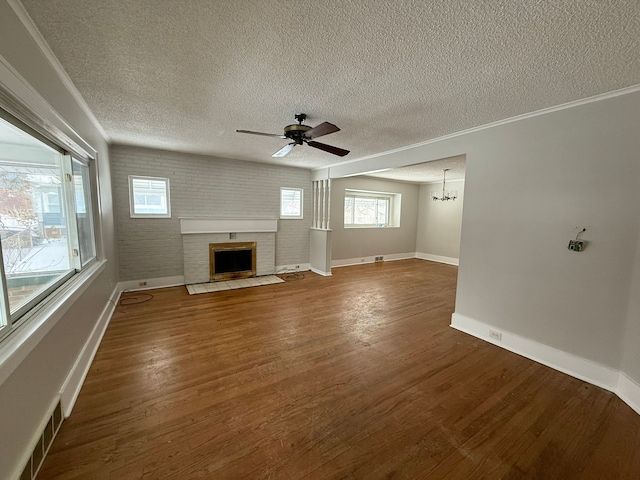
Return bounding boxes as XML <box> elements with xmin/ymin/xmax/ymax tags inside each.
<box><xmin>272</xmin><ymin>143</ymin><xmax>296</xmax><ymax>157</ymax></box>
<box><xmin>237</xmin><ymin>113</ymin><xmax>349</xmax><ymax>158</ymax></box>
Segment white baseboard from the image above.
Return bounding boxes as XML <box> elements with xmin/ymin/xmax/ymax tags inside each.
<box><xmin>310</xmin><ymin>267</ymin><xmax>332</xmax><ymax>276</ymax></box>
<box><xmin>119</xmin><ymin>275</ymin><xmax>185</xmax><ymax>292</ymax></box>
<box><xmin>617</xmin><ymin>372</ymin><xmax>640</xmax><ymax>416</ymax></box>
<box><xmin>276</xmin><ymin>263</ymin><xmax>311</xmax><ymax>273</ymax></box>
<box><xmin>416</xmin><ymin>252</ymin><xmax>459</xmax><ymax>266</ymax></box>
<box><xmin>451</xmin><ymin>313</ymin><xmax>640</xmax><ymax>416</ymax></box>
<box><xmin>332</xmin><ymin>252</ymin><xmax>415</xmax><ymax>268</ymax></box>
<box><xmin>60</xmin><ymin>284</ymin><xmax>122</xmax><ymax>417</ymax></box>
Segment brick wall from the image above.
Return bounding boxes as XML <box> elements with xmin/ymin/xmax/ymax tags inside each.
<box><xmin>111</xmin><ymin>145</ymin><xmax>311</xmax><ymax>281</ymax></box>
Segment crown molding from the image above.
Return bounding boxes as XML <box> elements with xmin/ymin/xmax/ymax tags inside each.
<box><xmin>7</xmin><ymin>0</ymin><xmax>110</xmax><ymax>142</ymax></box>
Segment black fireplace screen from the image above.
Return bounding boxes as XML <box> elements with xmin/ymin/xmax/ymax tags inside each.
<box><xmin>214</xmin><ymin>248</ymin><xmax>253</xmax><ymax>274</ymax></box>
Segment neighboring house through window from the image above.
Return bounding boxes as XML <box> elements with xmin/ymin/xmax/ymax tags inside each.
<box><xmin>0</xmin><ymin>113</ymin><xmax>97</xmax><ymax>340</ymax></box>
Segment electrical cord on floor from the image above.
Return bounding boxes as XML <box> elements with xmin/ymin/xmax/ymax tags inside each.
<box><xmin>278</xmin><ymin>272</ymin><xmax>305</xmax><ymax>281</ymax></box>
<box><xmin>119</xmin><ymin>290</ymin><xmax>154</xmax><ymax>306</ymax></box>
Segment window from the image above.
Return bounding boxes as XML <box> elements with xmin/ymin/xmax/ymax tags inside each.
<box><xmin>73</xmin><ymin>160</ymin><xmax>96</xmax><ymax>266</ymax></box>
<box><xmin>344</xmin><ymin>189</ymin><xmax>401</xmax><ymax>228</ymax></box>
<box><xmin>280</xmin><ymin>187</ymin><xmax>303</xmax><ymax>219</ymax></box>
<box><xmin>129</xmin><ymin>176</ymin><xmax>171</xmax><ymax>218</ymax></box>
<box><xmin>0</xmin><ymin>114</ymin><xmax>97</xmax><ymax>340</ymax></box>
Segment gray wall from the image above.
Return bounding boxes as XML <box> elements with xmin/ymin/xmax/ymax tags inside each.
<box><xmin>416</xmin><ymin>179</ymin><xmax>465</xmax><ymax>260</ymax></box>
<box><xmin>330</xmin><ymin>176</ymin><xmax>419</xmax><ymax>261</ymax></box>
<box><xmin>110</xmin><ymin>145</ymin><xmax>311</xmax><ymax>281</ymax></box>
<box><xmin>455</xmin><ymin>96</ymin><xmax>639</xmax><ymax>369</ymax></box>
<box><xmin>622</xmin><ymin>219</ymin><xmax>640</xmax><ymax>381</ymax></box>
<box><xmin>326</xmin><ymin>90</ymin><xmax>640</xmax><ymax>389</ymax></box>
<box><xmin>0</xmin><ymin>2</ymin><xmax>118</xmax><ymax>478</ymax></box>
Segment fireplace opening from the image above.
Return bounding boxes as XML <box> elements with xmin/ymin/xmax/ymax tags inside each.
<box><xmin>209</xmin><ymin>242</ymin><xmax>256</xmax><ymax>281</ymax></box>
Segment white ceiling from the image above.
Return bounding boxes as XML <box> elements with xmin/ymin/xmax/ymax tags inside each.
<box><xmin>365</xmin><ymin>156</ymin><xmax>466</xmax><ymax>184</ymax></box>
<box><xmin>19</xmin><ymin>0</ymin><xmax>640</xmax><ymax>174</ymax></box>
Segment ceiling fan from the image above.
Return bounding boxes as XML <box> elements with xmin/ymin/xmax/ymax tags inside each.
<box><xmin>237</xmin><ymin>113</ymin><xmax>350</xmax><ymax>158</ymax></box>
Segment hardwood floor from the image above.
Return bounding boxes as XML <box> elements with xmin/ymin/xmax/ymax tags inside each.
<box><xmin>38</xmin><ymin>259</ymin><xmax>640</xmax><ymax>479</ymax></box>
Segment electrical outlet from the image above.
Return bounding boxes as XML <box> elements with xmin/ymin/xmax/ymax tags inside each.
<box><xmin>139</xmin><ymin>281</ymin><xmax>148</xmax><ymax>286</ymax></box>
<box><xmin>295</xmin><ymin>265</ymin><xmax>300</xmax><ymax>269</ymax></box>
<box><xmin>375</xmin><ymin>256</ymin><xmax>384</xmax><ymax>262</ymax></box>
<box><xmin>489</xmin><ymin>329</ymin><xmax>503</xmax><ymax>341</ymax></box>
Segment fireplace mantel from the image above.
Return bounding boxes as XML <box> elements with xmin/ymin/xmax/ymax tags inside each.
<box><xmin>180</xmin><ymin>217</ymin><xmax>278</xmax><ymax>234</ymax></box>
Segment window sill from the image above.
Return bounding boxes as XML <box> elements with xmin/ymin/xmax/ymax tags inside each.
<box><xmin>344</xmin><ymin>225</ymin><xmax>400</xmax><ymax>229</ymax></box>
<box><xmin>0</xmin><ymin>259</ymin><xmax>107</xmax><ymax>387</ymax></box>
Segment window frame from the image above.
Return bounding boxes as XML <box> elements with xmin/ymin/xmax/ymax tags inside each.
<box><xmin>0</xmin><ymin>109</ymin><xmax>99</xmax><ymax>342</ymax></box>
<box><xmin>280</xmin><ymin>187</ymin><xmax>304</xmax><ymax>220</ymax></box>
<box><xmin>343</xmin><ymin>189</ymin><xmax>401</xmax><ymax>228</ymax></box>
<box><xmin>128</xmin><ymin>175</ymin><xmax>171</xmax><ymax>218</ymax></box>
<box><xmin>72</xmin><ymin>158</ymin><xmax>97</xmax><ymax>267</ymax></box>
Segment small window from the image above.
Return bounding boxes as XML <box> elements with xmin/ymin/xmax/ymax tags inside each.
<box><xmin>280</xmin><ymin>187</ymin><xmax>303</xmax><ymax>219</ymax></box>
<box><xmin>129</xmin><ymin>176</ymin><xmax>171</xmax><ymax>218</ymax></box>
<box><xmin>344</xmin><ymin>189</ymin><xmax>401</xmax><ymax>228</ymax></box>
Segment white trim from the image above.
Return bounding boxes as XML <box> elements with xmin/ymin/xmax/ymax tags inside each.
<box><xmin>0</xmin><ymin>260</ymin><xmax>107</xmax><ymax>387</ymax></box>
<box><xmin>276</xmin><ymin>263</ymin><xmax>311</xmax><ymax>273</ymax></box>
<box><xmin>310</xmin><ymin>267</ymin><xmax>332</xmax><ymax>277</ymax></box>
<box><xmin>616</xmin><ymin>372</ymin><xmax>640</xmax><ymax>416</ymax></box>
<box><xmin>180</xmin><ymin>217</ymin><xmax>278</xmax><ymax>234</ymax></box>
<box><xmin>280</xmin><ymin>187</ymin><xmax>304</xmax><ymax>219</ymax></box>
<box><xmin>129</xmin><ymin>175</ymin><xmax>171</xmax><ymax>218</ymax></box>
<box><xmin>0</xmin><ymin>54</ymin><xmax>97</xmax><ymax>158</ymax></box>
<box><xmin>318</xmin><ymin>84</ymin><xmax>640</xmax><ymax>172</ymax></box>
<box><xmin>450</xmin><ymin>313</ymin><xmax>640</xmax><ymax>415</ymax></box>
<box><xmin>6</xmin><ymin>0</ymin><xmax>110</xmax><ymax>142</ymax></box>
<box><xmin>60</xmin><ymin>284</ymin><xmax>122</xmax><ymax>417</ymax></box>
<box><xmin>415</xmin><ymin>252</ymin><xmax>459</xmax><ymax>266</ymax></box>
<box><xmin>119</xmin><ymin>275</ymin><xmax>185</xmax><ymax>292</ymax></box>
<box><xmin>332</xmin><ymin>252</ymin><xmax>415</xmax><ymax>268</ymax></box>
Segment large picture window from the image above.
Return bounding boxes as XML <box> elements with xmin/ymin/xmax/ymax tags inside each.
<box><xmin>0</xmin><ymin>114</ymin><xmax>96</xmax><ymax>340</ymax></box>
<box><xmin>344</xmin><ymin>189</ymin><xmax>401</xmax><ymax>228</ymax></box>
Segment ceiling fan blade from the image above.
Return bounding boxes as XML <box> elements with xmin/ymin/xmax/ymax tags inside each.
<box><xmin>237</xmin><ymin>129</ymin><xmax>286</xmax><ymax>138</ymax></box>
<box><xmin>272</xmin><ymin>143</ymin><xmax>296</xmax><ymax>158</ymax></box>
<box><xmin>306</xmin><ymin>141</ymin><xmax>350</xmax><ymax>157</ymax></box>
<box><xmin>303</xmin><ymin>122</ymin><xmax>340</xmax><ymax>140</ymax></box>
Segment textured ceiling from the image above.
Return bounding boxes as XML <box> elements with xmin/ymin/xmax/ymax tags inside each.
<box><xmin>365</xmin><ymin>155</ymin><xmax>466</xmax><ymax>184</ymax></box>
<box><xmin>19</xmin><ymin>0</ymin><xmax>640</xmax><ymax>171</ymax></box>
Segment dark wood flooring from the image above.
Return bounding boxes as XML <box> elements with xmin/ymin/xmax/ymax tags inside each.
<box><xmin>37</xmin><ymin>259</ymin><xmax>640</xmax><ymax>479</ymax></box>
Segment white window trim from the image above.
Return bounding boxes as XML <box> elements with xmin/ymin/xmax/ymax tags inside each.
<box><xmin>129</xmin><ymin>175</ymin><xmax>171</xmax><ymax>218</ymax></box>
<box><xmin>280</xmin><ymin>187</ymin><xmax>304</xmax><ymax>220</ymax></box>
<box><xmin>0</xmin><ymin>259</ymin><xmax>106</xmax><ymax>387</ymax></box>
<box><xmin>344</xmin><ymin>189</ymin><xmax>401</xmax><ymax>228</ymax></box>
<box><xmin>0</xmin><ymin>62</ymin><xmax>102</xmax><ymax>353</ymax></box>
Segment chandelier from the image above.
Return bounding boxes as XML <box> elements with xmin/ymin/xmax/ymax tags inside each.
<box><xmin>432</xmin><ymin>168</ymin><xmax>457</xmax><ymax>201</ymax></box>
